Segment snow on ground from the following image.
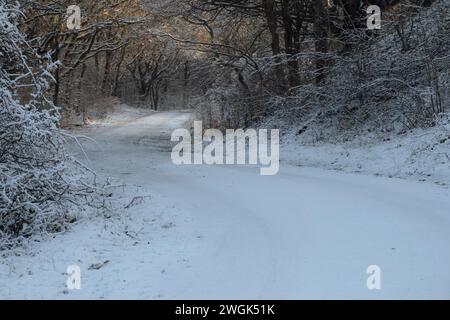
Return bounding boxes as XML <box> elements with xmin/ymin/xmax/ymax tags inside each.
<box><xmin>1</xmin><ymin>106</ymin><xmax>450</xmax><ymax>299</ymax></box>
<box><xmin>0</xmin><ymin>188</ymin><xmax>201</xmax><ymax>299</ymax></box>
<box><xmin>281</xmin><ymin>121</ymin><xmax>450</xmax><ymax>187</ymax></box>
<box><xmin>85</xmin><ymin>104</ymin><xmax>157</xmax><ymax>127</ymax></box>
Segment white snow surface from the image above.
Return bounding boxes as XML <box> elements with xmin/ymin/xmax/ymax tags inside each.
<box><xmin>281</xmin><ymin>123</ymin><xmax>450</xmax><ymax>187</ymax></box>
<box><xmin>1</xmin><ymin>107</ymin><xmax>450</xmax><ymax>300</ymax></box>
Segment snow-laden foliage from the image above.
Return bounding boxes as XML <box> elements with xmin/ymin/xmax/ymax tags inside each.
<box><xmin>0</xmin><ymin>1</ymin><xmax>103</xmax><ymax>251</ymax></box>
<box><xmin>196</xmin><ymin>1</ymin><xmax>449</xmax><ymax>140</ymax></box>
<box><xmin>267</xmin><ymin>1</ymin><xmax>450</xmax><ymax>138</ymax></box>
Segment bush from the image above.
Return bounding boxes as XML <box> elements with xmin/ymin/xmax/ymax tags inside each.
<box><xmin>196</xmin><ymin>1</ymin><xmax>450</xmax><ymax>138</ymax></box>
<box><xmin>0</xmin><ymin>1</ymin><xmax>104</xmax><ymax>251</ymax></box>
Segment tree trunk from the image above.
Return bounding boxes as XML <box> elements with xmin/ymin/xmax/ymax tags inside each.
<box><xmin>313</xmin><ymin>0</ymin><xmax>329</xmax><ymax>85</ymax></box>
<box><xmin>281</xmin><ymin>0</ymin><xmax>300</xmax><ymax>88</ymax></box>
<box><xmin>263</xmin><ymin>0</ymin><xmax>285</xmax><ymax>90</ymax></box>
<box><xmin>112</xmin><ymin>47</ymin><xmax>126</xmax><ymax>96</ymax></box>
<box><xmin>102</xmin><ymin>51</ymin><xmax>112</xmax><ymax>94</ymax></box>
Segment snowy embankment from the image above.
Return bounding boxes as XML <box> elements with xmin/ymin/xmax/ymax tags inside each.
<box><xmin>85</xmin><ymin>104</ymin><xmax>157</xmax><ymax>127</ymax></box>
<box><xmin>281</xmin><ymin>120</ymin><xmax>450</xmax><ymax>187</ymax></box>
<box><xmin>1</xmin><ymin>108</ymin><xmax>450</xmax><ymax>299</ymax></box>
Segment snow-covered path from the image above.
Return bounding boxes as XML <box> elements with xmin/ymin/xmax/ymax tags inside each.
<box><xmin>2</xmin><ymin>110</ymin><xmax>450</xmax><ymax>299</ymax></box>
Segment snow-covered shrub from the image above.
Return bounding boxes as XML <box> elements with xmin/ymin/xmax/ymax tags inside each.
<box><xmin>0</xmin><ymin>1</ymin><xmax>104</xmax><ymax>251</ymax></box>
<box><xmin>193</xmin><ymin>63</ymin><xmax>270</xmax><ymax>130</ymax></box>
<box><xmin>195</xmin><ymin>87</ymin><xmax>249</xmax><ymax>129</ymax></box>
<box><xmin>267</xmin><ymin>0</ymin><xmax>450</xmax><ymax>139</ymax></box>
<box><xmin>205</xmin><ymin>1</ymin><xmax>449</xmax><ymax>139</ymax></box>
